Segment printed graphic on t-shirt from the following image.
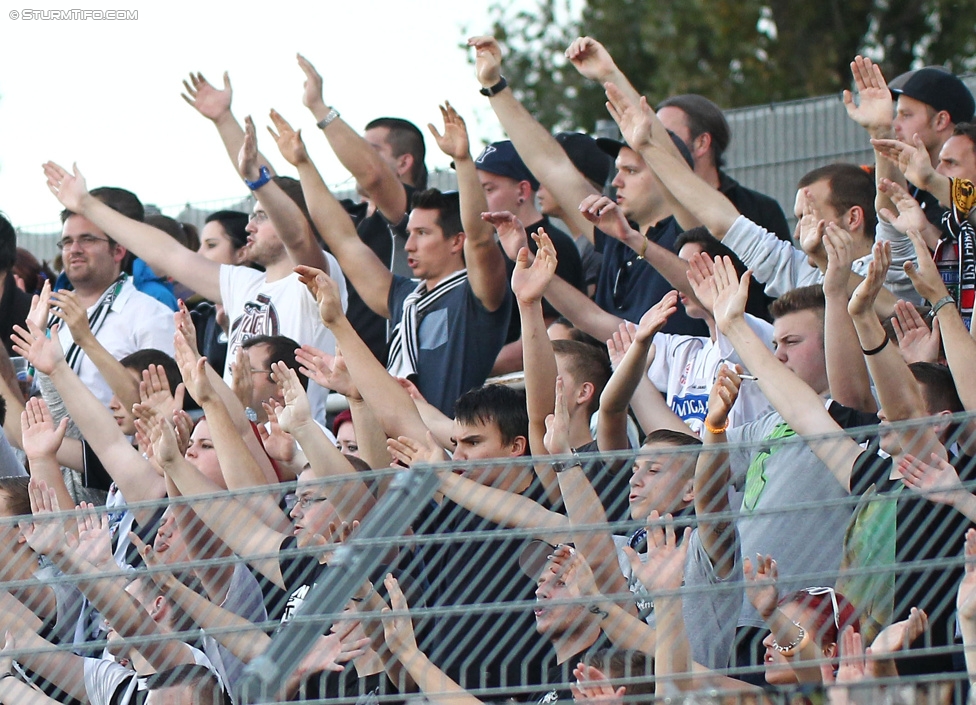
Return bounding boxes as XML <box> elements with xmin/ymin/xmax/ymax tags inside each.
<box><xmin>228</xmin><ymin>294</ymin><xmax>280</xmax><ymax>361</ymax></box>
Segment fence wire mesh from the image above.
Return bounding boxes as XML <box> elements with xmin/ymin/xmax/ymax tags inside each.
<box><xmin>2</xmin><ymin>412</ymin><xmax>976</xmax><ymax>704</ymax></box>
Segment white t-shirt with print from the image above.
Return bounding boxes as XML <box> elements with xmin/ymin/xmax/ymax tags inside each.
<box><xmin>219</xmin><ymin>255</ymin><xmax>348</xmax><ymax>422</ymax></box>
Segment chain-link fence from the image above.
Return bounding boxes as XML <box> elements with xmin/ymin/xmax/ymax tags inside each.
<box><xmin>3</xmin><ymin>412</ymin><xmax>976</xmax><ymax>703</ymax></box>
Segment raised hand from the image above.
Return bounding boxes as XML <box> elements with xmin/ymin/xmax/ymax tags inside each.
<box><xmin>578</xmin><ymin>194</ymin><xmax>635</xmax><ymax>243</ymax></box>
<box><xmin>604</xmin><ymin>83</ymin><xmax>657</xmax><ymax>152</ymax></box>
<box><xmin>624</xmin><ymin>511</ymin><xmax>691</xmax><ymax>593</ymax></box>
<box><xmin>958</xmin><ymin>529</ymin><xmax>976</xmax><ymax>622</ymax></box>
<box><xmin>381</xmin><ymin>573</ymin><xmax>419</xmax><ymax>657</ymax></box>
<box><xmin>842</xmin><ymin>56</ymin><xmax>894</xmax><ymax>134</ymax></box>
<box><xmin>42</xmin><ymin>161</ymin><xmax>90</xmax><ymax>213</ymax></box>
<box><xmin>571</xmin><ymin>663</ymin><xmax>626</xmax><ymax>705</ymax></box>
<box><xmin>482</xmin><ymin>210</ymin><xmax>528</xmax><ymax>261</ymax></box>
<box><xmin>869</xmin><ymin>607</ymin><xmax>927</xmax><ymax>657</ymax></box>
<box><xmin>565</xmin><ymin>36</ymin><xmax>617</xmax><ymax>82</ymax></box>
<box><xmin>11</xmin><ymin>320</ymin><xmax>65</xmax><ymax>376</ymax></box>
<box><xmin>878</xmin><ymin>178</ymin><xmax>932</xmax><ymax>235</ymax></box>
<box><xmin>467</xmin><ymin>36</ymin><xmax>504</xmax><ymax>89</ymax></box>
<box><xmin>635</xmin><ymin>291</ymin><xmax>678</xmax><ymax>342</ymax></box>
<box><xmin>606</xmin><ymin>322</ymin><xmax>638</xmax><ymax>369</ymax></box>
<box><xmin>140</xmin><ymin>364</ymin><xmax>185</xmax><ymax>421</ymax></box>
<box><xmin>296</xmin><ymin>53</ymin><xmax>326</xmax><ymax>112</ymax></box>
<box><xmin>823</xmin><ymin>625</ymin><xmax>868</xmax><ymax>695</ymax></box>
<box><xmin>292</xmin><ymin>632</ymin><xmax>370</xmax><ymax>678</ymax></box>
<box><xmin>21</xmin><ymin>397</ymin><xmax>68</xmax><ymax>460</ymax></box>
<box><xmin>173</xmin><ymin>328</ymin><xmax>217</xmax><ymax>406</ymax></box>
<box><xmin>796</xmin><ymin>189</ymin><xmax>827</xmax><ymax>260</ymax></box>
<box><xmin>19</xmin><ymin>479</ymin><xmax>71</xmax><ymax>559</ymax></box>
<box><xmin>268</xmin><ymin>109</ymin><xmax>310</xmax><ymax>167</ymax></box>
<box><xmin>259</xmin><ymin>404</ymin><xmax>297</xmax><ymax>465</ymax></box>
<box><xmin>848</xmin><ymin>240</ymin><xmax>891</xmax><ymax>318</ymax></box>
<box><xmin>871</xmin><ymin>135</ymin><xmax>939</xmax><ymax>191</ymax></box>
<box><xmin>174</xmin><ymin>300</ymin><xmax>202</xmax><ymax>358</ymax></box>
<box><xmin>387</xmin><ymin>431</ymin><xmax>449</xmax><ymax>467</ymax></box>
<box><xmin>686</xmin><ymin>252</ymin><xmax>717</xmax><ymax>315</ymax></box>
<box><xmin>903</xmin><ymin>228</ymin><xmax>949</xmax><ymax>303</ymax></box>
<box><xmin>295</xmin><ymin>266</ymin><xmax>345</xmax><ymax>326</ymax></box>
<box><xmin>898</xmin><ymin>452</ymin><xmax>966</xmax><ymax>506</ymax></box>
<box><xmin>743</xmin><ymin>554</ymin><xmax>779</xmax><ymax>620</ymax></box>
<box><xmin>546</xmin><ymin>544</ymin><xmax>600</xmax><ymax>597</ymax></box>
<box><xmin>50</xmin><ymin>289</ymin><xmax>95</xmax><ymax>345</ymax></box>
<box><xmin>295</xmin><ymin>344</ymin><xmax>359</xmax><ymax>399</ymax></box>
<box><xmin>711</xmin><ymin>256</ymin><xmax>750</xmax><ymax>333</ymax></box>
<box><xmin>543</xmin><ymin>376</ymin><xmax>572</xmax><ymax>456</ymax></box>
<box><xmin>143</xmin><ymin>406</ymin><xmax>184</xmax><ymax>468</ymax></box>
<box><xmin>181</xmin><ymin>71</ymin><xmax>232</xmax><ymax>122</ymax></box>
<box><xmin>428</xmin><ymin>102</ymin><xmax>471</xmax><ymax>161</ymax></box>
<box><xmin>891</xmin><ymin>301</ymin><xmax>941</xmax><ymax>364</ymax></box>
<box><xmin>238</xmin><ymin>116</ymin><xmax>262</xmax><ymax>182</ymax></box>
<box><xmin>511</xmin><ymin>229</ymin><xmax>558</xmax><ymax>306</ymax></box>
<box><xmin>26</xmin><ymin>279</ymin><xmax>52</xmax><ymax>329</ymax></box>
<box><xmin>705</xmin><ymin>365</ymin><xmax>742</xmax><ymax>431</ymax></box>
<box><xmin>229</xmin><ymin>346</ymin><xmax>253</xmax><ymax>411</ymax></box>
<box><xmin>271</xmin><ymin>361</ymin><xmax>313</xmax><ymax>434</ymax></box>
<box><xmin>74</xmin><ymin>502</ymin><xmax>113</xmax><ymax>570</ymax></box>
<box><xmin>822</xmin><ymin>222</ymin><xmax>856</xmax><ymax>298</ymax></box>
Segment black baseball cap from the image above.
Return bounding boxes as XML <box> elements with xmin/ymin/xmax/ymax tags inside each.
<box><xmin>888</xmin><ymin>66</ymin><xmax>975</xmax><ymax>125</ymax></box>
<box><xmin>554</xmin><ymin>132</ymin><xmax>614</xmax><ymax>187</ymax></box>
<box><xmin>474</xmin><ymin>140</ymin><xmax>540</xmax><ymax>191</ymax></box>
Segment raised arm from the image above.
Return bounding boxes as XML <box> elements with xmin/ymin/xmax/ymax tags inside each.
<box><xmin>604</xmin><ymin>85</ymin><xmax>739</xmax><ymax>240</ymax></box>
<box><xmin>468</xmin><ymin>36</ymin><xmax>599</xmax><ymax>242</ymax></box>
<box><xmin>429</xmin><ymin>103</ymin><xmax>508</xmax><ymax>312</ymax></box>
<box><xmin>710</xmin><ymin>258</ymin><xmax>863</xmax><ymax>491</ymax></box>
<box><xmin>847</xmin><ymin>241</ymin><xmax>945</xmax><ymax>461</ymax></box>
<box><xmin>512</xmin><ymin>232</ymin><xmax>559</xmax><ymax>458</ymax></box>
<box><xmin>272</xmin><ymin>361</ymin><xmax>375</xmax><ymax>524</ymax></box>
<box><xmin>270</xmin><ymin>110</ymin><xmax>393</xmax><ymax>317</ymax></box>
<box><xmin>295</xmin><ymin>266</ymin><xmax>430</xmax><ymax>443</ymax></box>
<box><xmin>244</xmin><ymin>114</ymin><xmax>331</xmax><ymax>272</ymax></box>
<box><xmin>20</xmin><ymin>398</ymin><xmax>76</xmax><ymax>515</ymax></box>
<box><xmin>841</xmin><ymin>56</ymin><xmax>903</xmax><ymax>217</ymax></box>
<box><xmin>12</xmin><ymin>321</ymin><xmax>164</xmax><ymax>524</ymax></box>
<box><xmin>871</xmin><ymin>134</ymin><xmax>952</xmax><ymax>208</ymax></box>
<box><xmin>903</xmin><ymin>228</ymin><xmax>976</xmax><ymax>410</ymax></box>
<box><xmin>298</xmin><ymin>54</ymin><xmax>410</xmax><ymax>223</ymax></box>
<box><xmin>181</xmin><ymin>71</ymin><xmax>276</xmax><ymax>178</ymax></box>
<box><xmin>42</xmin><ymin>162</ymin><xmax>223</xmax><ymax>302</ymax></box>
<box><xmin>822</xmin><ymin>223</ymin><xmax>877</xmax><ymax>413</ymax></box>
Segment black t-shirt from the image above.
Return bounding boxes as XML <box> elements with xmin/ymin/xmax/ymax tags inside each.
<box><xmin>575</xmin><ymin>439</ymin><xmax>632</xmax><ymax>524</ymax></box>
<box><xmin>594</xmin><ymin>220</ymin><xmax>708</xmax><ymax>336</ymax></box>
<box><xmin>408</xmin><ymin>476</ymin><xmax>552</xmax><ymax>692</ymax></box>
<box><xmin>527</xmin><ymin>635</ymin><xmax>611</xmax><ymax>705</ymax></box>
<box><xmin>0</xmin><ymin>272</ymin><xmax>32</xmax><ymax>358</ymax></box>
<box><xmin>850</xmin><ymin>450</ymin><xmax>976</xmax><ymax>675</ymax></box>
<box><xmin>298</xmin><ymin>667</ymin><xmax>402</xmax><ymax>704</ymax></box>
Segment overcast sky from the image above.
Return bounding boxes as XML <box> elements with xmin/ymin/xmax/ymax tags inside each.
<box><xmin>0</xmin><ymin>1</ymin><xmax>555</xmax><ymax>231</ymax></box>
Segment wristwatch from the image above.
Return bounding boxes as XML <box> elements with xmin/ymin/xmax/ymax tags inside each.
<box><xmin>552</xmin><ymin>450</ymin><xmax>582</xmax><ymax>473</ymax></box>
<box><xmin>480</xmin><ymin>76</ymin><xmax>508</xmax><ymax>97</ymax></box>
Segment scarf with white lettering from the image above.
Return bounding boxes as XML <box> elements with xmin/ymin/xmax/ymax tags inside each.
<box><xmin>387</xmin><ymin>269</ymin><xmax>468</xmax><ymax>380</ymax></box>
<box><xmin>49</xmin><ymin>273</ymin><xmax>127</xmax><ymax>371</ymax></box>
<box><xmin>938</xmin><ymin>178</ymin><xmax>976</xmax><ymax>330</ymax></box>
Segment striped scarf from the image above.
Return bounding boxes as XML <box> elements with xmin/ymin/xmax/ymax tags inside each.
<box><xmin>49</xmin><ymin>273</ymin><xmax>126</xmax><ymax>371</ymax></box>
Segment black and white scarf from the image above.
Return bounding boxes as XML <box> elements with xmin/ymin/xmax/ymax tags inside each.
<box><xmin>387</xmin><ymin>269</ymin><xmax>468</xmax><ymax>380</ymax></box>
<box><xmin>940</xmin><ymin>178</ymin><xmax>976</xmax><ymax>330</ymax></box>
<box><xmin>49</xmin><ymin>273</ymin><xmax>127</xmax><ymax>371</ymax></box>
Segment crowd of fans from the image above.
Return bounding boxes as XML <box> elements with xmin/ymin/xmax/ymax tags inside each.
<box><xmin>0</xmin><ymin>33</ymin><xmax>975</xmax><ymax>705</ymax></box>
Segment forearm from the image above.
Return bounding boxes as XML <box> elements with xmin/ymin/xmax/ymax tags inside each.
<box><xmin>290</xmin><ymin>421</ymin><xmax>375</xmax><ymax>522</ymax></box>
<box><xmin>438</xmin><ymin>472</ymin><xmax>569</xmax><ymax>540</ymax></box>
<box><xmin>251</xmin><ymin>180</ymin><xmax>327</xmax><ymax>269</ymax></box>
<box><xmin>7</xmin><ymin>629</ymin><xmax>87</xmax><ymax>704</ymax></box>
<box><xmin>314</xmin><ymin>109</ymin><xmax>407</xmax><ymax>222</ymax></box>
<box><xmin>851</xmin><ymin>311</ymin><xmax>925</xmax><ymax>421</ymax></box>
<box><xmin>519</xmin><ymin>299</ymin><xmax>557</xmax><ymax>456</ymax></box>
<box><xmin>937</xmin><ymin>305</ymin><xmax>976</xmax><ymax>411</ymax></box>
<box><xmin>47</xmin><ymin>362</ymin><xmax>162</xmax><ymax>506</ymax></box>
<box><xmin>487</xmin><ymin>90</ymin><xmax>598</xmax><ymax>242</ymax></box>
<box><xmin>544</xmin><ymin>275</ymin><xmax>622</xmax><ymax>341</ymax></box>
<box><xmin>454</xmin><ymin>158</ymin><xmax>493</xmax><ymax>245</ymax></box>
<box><xmin>200</xmin><ymin>396</ymin><xmax>272</xmax><ymax>490</ymax></box>
<box><xmin>556</xmin><ymin>466</ymin><xmax>631</xmax><ymax>597</ymax></box>
<box><xmin>348</xmin><ymin>398</ymin><xmax>392</xmax><ymax>472</ymax></box>
<box><xmin>693</xmin><ymin>435</ymin><xmax>736</xmax><ymax>577</ymax></box>
<box><xmin>392</xmin><ymin>645</ymin><xmax>482</xmax><ymax>705</ymax></box>
<box><xmin>598</xmin><ymin>599</ymin><xmax>656</xmax><ymax>653</ymax></box>
<box><xmin>0</xmin><ymin>676</ymin><xmax>62</xmax><ymax>705</ymax></box>
<box><xmin>961</xmin><ymin>616</ymin><xmax>976</xmax><ymax>683</ymax></box>
<box><xmin>825</xmin><ymin>291</ymin><xmax>876</xmax><ymax>413</ymax></box>
<box><xmin>329</xmin><ymin>317</ymin><xmax>429</xmax><ymax>442</ymax></box>
<box><xmin>639</xmin><ymin>146</ymin><xmax>738</xmax><ymax>239</ymax></box>
<box><xmin>74</xmin><ymin>334</ymin><xmax>141</xmax><ymax>415</ymax></box>
<box><xmin>212</xmin><ymin>112</ymin><xmax>275</xmax><ymax>178</ymax></box>
<box><xmin>25</xmin><ymin>455</ymin><xmax>76</xmax><ymax>521</ymax></box>
<box><xmin>597</xmin><ymin>339</ymin><xmax>652</xmax><ymax>451</ymax></box>
<box><xmin>654</xmin><ymin>594</ymin><xmax>693</xmax><ymax>689</ymax></box>
<box><xmin>628</xmin><ymin>377</ymin><xmax>690</xmax><ymax>437</ymax></box>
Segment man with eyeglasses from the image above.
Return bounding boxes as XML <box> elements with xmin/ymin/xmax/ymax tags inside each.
<box><xmin>47</xmin><ymin>187</ymin><xmax>175</xmax><ymax>408</ymax></box>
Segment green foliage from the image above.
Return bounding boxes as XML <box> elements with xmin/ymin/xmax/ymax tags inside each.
<box><xmin>485</xmin><ymin>0</ymin><xmax>976</xmax><ymax>132</ymax></box>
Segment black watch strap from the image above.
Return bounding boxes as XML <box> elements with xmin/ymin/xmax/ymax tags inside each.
<box><xmin>480</xmin><ymin>76</ymin><xmax>508</xmax><ymax>97</ymax></box>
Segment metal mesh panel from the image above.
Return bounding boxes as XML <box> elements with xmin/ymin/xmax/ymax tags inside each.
<box><xmin>3</xmin><ymin>414</ymin><xmax>976</xmax><ymax>703</ymax></box>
